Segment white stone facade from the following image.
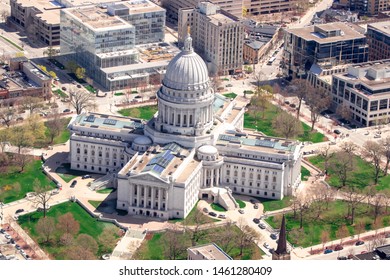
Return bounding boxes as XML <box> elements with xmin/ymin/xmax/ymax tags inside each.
<box><xmin>68</xmin><ymin>34</ymin><xmax>302</xmax><ymax>220</ymax></box>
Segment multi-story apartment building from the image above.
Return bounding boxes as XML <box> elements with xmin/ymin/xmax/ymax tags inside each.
<box><xmin>338</xmin><ymin>0</ymin><xmax>390</xmax><ymax>15</ymax></box>
<box><xmin>243</xmin><ymin>0</ymin><xmax>296</xmax><ymax>15</ymax></box>
<box><xmin>68</xmin><ymin>35</ymin><xmax>302</xmax><ymax>220</ymax></box>
<box><xmin>161</xmin><ymin>0</ymin><xmax>244</xmax><ymax>20</ymax></box>
<box><xmin>282</xmin><ymin>22</ymin><xmax>368</xmax><ymax>79</ymax></box>
<box><xmin>60</xmin><ymin>0</ymin><xmax>174</xmax><ymax>90</ymax></box>
<box><xmin>367</xmin><ymin>21</ymin><xmax>390</xmax><ymax>61</ymax></box>
<box><xmin>178</xmin><ymin>1</ymin><xmax>244</xmax><ymax>75</ymax></box>
<box><xmin>0</xmin><ymin>57</ymin><xmax>52</xmax><ymax>103</ymax></box>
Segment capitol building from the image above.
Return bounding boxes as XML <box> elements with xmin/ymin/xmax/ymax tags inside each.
<box><xmin>68</xmin><ymin>34</ymin><xmax>302</xmax><ymax>220</ymax></box>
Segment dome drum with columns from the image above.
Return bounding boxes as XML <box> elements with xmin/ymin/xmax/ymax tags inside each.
<box><xmin>154</xmin><ymin>32</ymin><xmax>214</xmax><ymax>137</ymax></box>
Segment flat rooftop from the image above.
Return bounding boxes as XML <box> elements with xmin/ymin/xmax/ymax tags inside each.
<box><xmin>16</xmin><ymin>0</ymin><xmax>63</xmax><ymax>9</ymax></box>
<box><xmin>65</xmin><ymin>6</ymin><xmax>132</xmax><ymax>30</ymax></box>
<box><xmin>288</xmin><ymin>22</ymin><xmax>365</xmax><ymax>43</ymax></box>
<box><xmin>120</xmin><ymin>0</ymin><xmax>165</xmax><ymax>14</ymax></box>
<box><xmin>368</xmin><ymin>21</ymin><xmax>390</xmax><ymax>35</ymax></box>
<box><xmin>208</xmin><ymin>13</ymin><xmax>236</xmax><ymax>25</ymax></box>
<box><xmin>35</xmin><ymin>9</ymin><xmax>61</xmax><ymax>25</ymax></box>
<box><xmin>72</xmin><ymin>113</ymin><xmax>144</xmax><ymax>132</ymax></box>
<box><xmin>188</xmin><ymin>243</ymin><xmax>232</xmax><ymax>260</ymax></box>
<box><xmin>216</xmin><ymin>133</ymin><xmax>299</xmax><ymax>154</ymax></box>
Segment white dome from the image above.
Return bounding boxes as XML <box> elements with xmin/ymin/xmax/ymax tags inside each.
<box><xmin>198</xmin><ymin>145</ymin><xmax>218</xmax><ymax>155</ymax></box>
<box><xmin>163</xmin><ymin>35</ymin><xmax>209</xmax><ymax>91</ymax></box>
<box><xmin>133</xmin><ymin>136</ymin><xmax>152</xmax><ymax>146</ymax></box>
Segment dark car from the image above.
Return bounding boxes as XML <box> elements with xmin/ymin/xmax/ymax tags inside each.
<box><xmin>284</xmin><ymin>100</ymin><xmax>290</xmax><ymax>105</ymax></box>
<box><xmin>208</xmin><ymin>212</ymin><xmax>217</xmax><ymax>217</ymax></box>
<box><xmin>253</xmin><ymin>218</ymin><xmax>260</xmax><ymax>224</ymax></box>
<box><xmin>334</xmin><ymin>129</ymin><xmax>341</xmax><ymax>135</ymax></box>
<box><xmin>70</xmin><ymin>180</ymin><xmax>77</xmax><ymax>188</ymax></box>
<box><xmin>9</xmin><ymin>238</ymin><xmax>15</xmax><ymax>244</ymax></box>
<box><xmin>324</xmin><ymin>249</ymin><xmax>333</xmax><ymax>254</ymax></box>
<box><xmin>334</xmin><ymin>245</ymin><xmax>343</xmax><ymax>251</ymax></box>
<box><xmin>15</xmin><ymin>209</ymin><xmax>24</xmax><ymax>214</ymax></box>
<box><xmin>77</xmin><ymin>84</ymin><xmax>82</xmax><ymax>88</ymax></box>
<box><xmin>61</xmin><ymin>87</ymin><xmax>66</xmax><ymax>91</ymax></box>
<box><xmin>0</xmin><ymin>228</ymin><xmax>5</xmax><ymax>234</ymax></box>
<box><xmin>249</xmin><ymin>199</ymin><xmax>256</xmax><ymax>204</ymax></box>
<box><xmin>134</xmin><ymin>95</ymin><xmax>142</xmax><ymax>99</ymax></box>
<box><xmin>268</xmin><ymin>248</ymin><xmax>275</xmax><ymax>254</ymax></box>
<box><xmin>15</xmin><ymin>244</ymin><xmax>21</xmax><ymax>250</ymax></box>
<box><xmin>203</xmin><ymin>208</ymin><xmax>209</xmax><ymax>213</ymax></box>
<box><xmin>337</xmin><ymin>256</ymin><xmax>347</xmax><ymax>260</ymax></box>
<box><xmin>63</xmin><ymin>109</ymin><xmax>71</xmax><ymax>113</ymax></box>
<box><xmin>355</xmin><ymin>240</ymin><xmax>365</xmax><ymax>246</ymax></box>
<box><xmin>82</xmin><ymin>174</ymin><xmax>92</xmax><ymax>179</ymax></box>
<box><xmin>270</xmin><ymin>233</ymin><xmax>277</xmax><ymax>240</ymax></box>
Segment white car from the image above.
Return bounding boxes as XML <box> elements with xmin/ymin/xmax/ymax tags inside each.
<box><xmin>4</xmin><ymin>233</ymin><xmax>11</xmax><ymax>239</ymax></box>
<box><xmin>263</xmin><ymin>242</ymin><xmax>270</xmax><ymax>249</ymax></box>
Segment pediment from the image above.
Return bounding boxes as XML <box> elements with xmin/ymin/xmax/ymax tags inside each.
<box><xmin>129</xmin><ymin>172</ymin><xmax>168</xmax><ymax>185</ymax></box>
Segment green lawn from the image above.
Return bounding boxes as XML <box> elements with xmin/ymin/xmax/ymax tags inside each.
<box><xmin>135</xmin><ymin>225</ymin><xmax>264</xmax><ymax>260</ymax></box>
<box><xmin>244</xmin><ymin>102</ymin><xmax>326</xmax><ymax>143</ymax></box>
<box><xmin>34</xmin><ymin>118</ymin><xmax>71</xmax><ymax>148</ymax></box>
<box><xmin>236</xmin><ymin>199</ymin><xmax>246</xmax><ymax>209</ymax></box>
<box><xmin>309</xmin><ymin>154</ymin><xmax>390</xmax><ymax>190</ymax></box>
<box><xmin>114</xmin><ymin>92</ymin><xmax>124</xmax><ymax>96</ymax></box>
<box><xmin>118</xmin><ymin>105</ymin><xmax>158</xmax><ymax>120</ymax></box>
<box><xmin>85</xmin><ymin>85</ymin><xmax>97</xmax><ymax>94</ymax></box>
<box><xmin>210</xmin><ymin>203</ymin><xmax>226</xmax><ymax>212</ymax></box>
<box><xmin>88</xmin><ymin>200</ymin><xmax>103</xmax><ymax>208</ymax></box>
<box><xmin>0</xmin><ymin>159</ymin><xmax>56</xmax><ymax>203</ymax></box>
<box><xmin>53</xmin><ymin>89</ymin><xmax>68</xmax><ymax>98</ymax></box>
<box><xmin>223</xmin><ymin>93</ymin><xmax>237</xmax><ymax>99</ymax></box>
<box><xmin>96</xmin><ymin>188</ymin><xmax>115</xmax><ymax>194</ymax></box>
<box><xmin>301</xmin><ymin>166</ymin><xmax>310</xmax><ymax>181</ymax></box>
<box><xmin>265</xmin><ymin>200</ymin><xmax>390</xmax><ymax>248</ymax></box>
<box><xmin>17</xmin><ymin>201</ymin><xmax>119</xmax><ymax>259</ymax></box>
<box><xmin>258</xmin><ymin>196</ymin><xmax>292</xmax><ymax>212</ymax></box>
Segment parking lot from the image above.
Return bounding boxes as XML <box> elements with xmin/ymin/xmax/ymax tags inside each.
<box><xmin>0</xmin><ymin>225</ymin><xmax>34</xmax><ymax>260</ymax></box>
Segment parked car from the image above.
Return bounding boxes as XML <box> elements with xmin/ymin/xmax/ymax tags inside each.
<box><xmin>284</xmin><ymin>100</ymin><xmax>290</xmax><ymax>105</ymax></box>
<box><xmin>289</xmin><ymin>103</ymin><xmax>296</xmax><ymax>108</ymax></box>
<box><xmin>218</xmin><ymin>214</ymin><xmax>226</xmax><ymax>219</ymax></box>
<box><xmin>63</xmin><ymin>109</ymin><xmax>71</xmax><ymax>113</ymax></box>
<box><xmin>324</xmin><ymin>249</ymin><xmax>333</xmax><ymax>254</ymax></box>
<box><xmin>208</xmin><ymin>212</ymin><xmax>217</xmax><ymax>217</ymax></box>
<box><xmin>385</xmin><ymin>233</ymin><xmax>390</xmax><ymax>238</ymax></box>
<box><xmin>337</xmin><ymin>256</ymin><xmax>348</xmax><ymax>260</ymax></box>
<box><xmin>263</xmin><ymin>242</ymin><xmax>270</xmax><ymax>249</ymax></box>
<box><xmin>254</xmin><ymin>203</ymin><xmax>259</xmax><ymax>209</ymax></box>
<box><xmin>82</xmin><ymin>174</ymin><xmax>92</xmax><ymax>179</ymax></box>
<box><xmin>15</xmin><ymin>209</ymin><xmax>24</xmax><ymax>214</ymax></box>
<box><xmin>15</xmin><ymin>244</ymin><xmax>21</xmax><ymax>250</ymax></box>
<box><xmin>238</xmin><ymin>209</ymin><xmax>245</xmax><ymax>214</ymax></box>
<box><xmin>202</xmin><ymin>208</ymin><xmax>209</xmax><ymax>213</ymax></box>
<box><xmin>77</xmin><ymin>84</ymin><xmax>82</xmax><ymax>88</ymax></box>
<box><xmin>249</xmin><ymin>199</ymin><xmax>256</xmax><ymax>204</ymax></box>
<box><xmin>253</xmin><ymin>218</ymin><xmax>260</xmax><ymax>224</ymax></box>
<box><xmin>324</xmin><ymin>114</ymin><xmax>330</xmax><ymax>119</ymax></box>
<box><xmin>0</xmin><ymin>228</ymin><xmax>5</xmax><ymax>234</ymax></box>
<box><xmin>334</xmin><ymin>244</ymin><xmax>344</xmax><ymax>251</ymax></box>
<box><xmin>268</xmin><ymin>248</ymin><xmax>275</xmax><ymax>254</ymax></box>
<box><xmin>270</xmin><ymin>233</ymin><xmax>277</xmax><ymax>240</ymax></box>
<box><xmin>355</xmin><ymin>240</ymin><xmax>365</xmax><ymax>246</ymax></box>
<box><xmin>4</xmin><ymin>233</ymin><xmax>11</xmax><ymax>239</ymax></box>
<box><xmin>258</xmin><ymin>223</ymin><xmax>266</xmax><ymax>229</ymax></box>
<box><xmin>334</xmin><ymin>129</ymin><xmax>341</xmax><ymax>135</ymax></box>
<box><xmin>70</xmin><ymin>180</ymin><xmax>77</xmax><ymax>188</ymax></box>
<box><xmin>374</xmin><ymin>134</ymin><xmax>381</xmax><ymax>138</ymax></box>
<box><xmin>61</xmin><ymin>87</ymin><xmax>66</xmax><ymax>91</ymax></box>
<box><xmin>16</xmin><ymin>117</ymin><xmax>24</xmax><ymax>121</ymax></box>
<box><xmin>226</xmin><ymin>84</ymin><xmax>233</xmax><ymax>87</ymax></box>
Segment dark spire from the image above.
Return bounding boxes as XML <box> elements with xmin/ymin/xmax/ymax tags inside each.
<box><xmin>275</xmin><ymin>215</ymin><xmax>288</xmax><ymax>255</ymax></box>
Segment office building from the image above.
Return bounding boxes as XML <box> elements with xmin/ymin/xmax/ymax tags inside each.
<box><xmin>367</xmin><ymin>21</ymin><xmax>390</xmax><ymax>61</ymax></box>
<box><xmin>243</xmin><ymin>0</ymin><xmax>297</xmax><ymax>15</ymax></box>
<box><xmin>338</xmin><ymin>0</ymin><xmax>390</xmax><ymax>16</ymax></box>
<box><xmin>188</xmin><ymin>243</ymin><xmax>232</xmax><ymax>260</ymax></box>
<box><xmin>282</xmin><ymin>22</ymin><xmax>368</xmax><ymax>79</ymax></box>
<box><xmin>178</xmin><ymin>2</ymin><xmax>244</xmax><ymax>75</ymax></box>
<box><xmin>68</xmin><ymin>34</ymin><xmax>302</xmax><ymax>220</ymax></box>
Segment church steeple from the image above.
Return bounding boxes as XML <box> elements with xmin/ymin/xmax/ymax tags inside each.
<box><xmin>272</xmin><ymin>215</ymin><xmax>291</xmax><ymax>260</ymax></box>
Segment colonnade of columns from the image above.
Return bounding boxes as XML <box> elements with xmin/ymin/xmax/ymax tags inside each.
<box><xmin>129</xmin><ymin>184</ymin><xmax>168</xmax><ymax>211</ymax></box>
<box><xmin>160</xmin><ymin>104</ymin><xmax>213</xmax><ymax>127</ymax></box>
<box><xmin>203</xmin><ymin>167</ymin><xmax>222</xmax><ymax>187</ymax></box>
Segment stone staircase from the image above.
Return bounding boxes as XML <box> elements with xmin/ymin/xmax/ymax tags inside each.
<box><xmin>218</xmin><ymin>190</ymin><xmax>237</xmax><ymax>210</ymax></box>
<box><xmin>89</xmin><ymin>173</ymin><xmax>114</xmax><ymax>190</ymax></box>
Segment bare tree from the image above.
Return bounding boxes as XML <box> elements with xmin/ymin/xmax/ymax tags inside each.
<box><xmin>380</xmin><ymin>136</ymin><xmax>390</xmax><ymax>175</ymax></box>
<box><xmin>185</xmin><ymin>208</ymin><xmax>208</xmax><ymax>246</ymax></box>
<box><xmin>43</xmin><ymin>46</ymin><xmax>57</xmax><ymax>59</ymax></box>
<box><xmin>336</xmin><ymin>224</ymin><xmax>349</xmax><ymax>245</ymax></box>
<box><xmin>339</xmin><ymin>141</ymin><xmax>358</xmax><ymax>167</ymax></box>
<box><xmin>214</xmin><ymin>221</ymin><xmax>237</xmax><ymax>255</ymax></box>
<box><xmin>249</xmin><ymin>92</ymin><xmax>269</xmax><ymax>120</ymax></box>
<box><xmin>57</xmin><ymin>213</ymin><xmax>80</xmax><ymax>236</ymax></box>
<box><xmin>69</xmin><ymin>87</ymin><xmax>96</xmax><ymax>114</ymax></box>
<box><xmin>30</xmin><ymin>179</ymin><xmax>53</xmax><ymax>218</ymax></box>
<box><xmin>355</xmin><ymin>219</ymin><xmax>365</xmax><ymax>241</ymax></box>
<box><xmin>291</xmin><ymin>193</ymin><xmax>310</xmax><ymax>228</ymax></box>
<box><xmin>66</xmin><ymin>234</ymin><xmax>98</xmax><ymax>260</ymax></box>
<box><xmin>0</xmin><ymin>9</ymin><xmax>10</xmax><ymax>22</ymax></box>
<box><xmin>362</xmin><ymin>140</ymin><xmax>383</xmax><ymax>184</ymax></box>
<box><xmin>343</xmin><ymin>186</ymin><xmax>365</xmax><ymax>225</ymax></box>
<box><xmin>306</xmin><ymin>87</ymin><xmax>332</xmax><ymax>131</ymax></box>
<box><xmin>98</xmin><ymin>227</ymin><xmax>118</xmax><ymax>254</ymax></box>
<box><xmin>36</xmin><ymin>217</ymin><xmax>56</xmax><ymax>243</ymax></box>
<box><xmin>336</xmin><ymin>104</ymin><xmax>353</xmax><ymax>122</ymax></box>
<box><xmin>329</xmin><ymin>151</ymin><xmax>355</xmax><ymax>187</ymax></box>
<box><xmin>46</xmin><ymin>111</ymin><xmax>63</xmax><ymax>144</ymax></box>
<box><xmin>20</xmin><ymin>96</ymin><xmax>42</xmax><ymax>115</ymax></box>
<box><xmin>318</xmin><ymin>144</ymin><xmax>334</xmax><ymax>173</ymax></box>
<box><xmin>321</xmin><ymin>231</ymin><xmax>330</xmax><ymax>250</ymax></box>
<box><xmin>236</xmin><ymin>218</ymin><xmax>262</xmax><ymax>256</ymax></box>
<box><xmin>272</xmin><ymin>112</ymin><xmax>303</xmax><ymax>139</ymax></box>
<box><xmin>0</xmin><ymin>101</ymin><xmax>16</xmax><ymax>128</ymax></box>
<box><xmin>289</xmin><ymin>79</ymin><xmax>309</xmax><ymax>118</ymax></box>
<box><xmin>371</xmin><ymin>193</ymin><xmax>386</xmax><ymax>223</ymax></box>
<box><xmin>161</xmin><ymin>224</ymin><xmax>188</xmax><ymax>260</ymax></box>
<box><xmin>0</xmin><ymin>129</ymin><xmax>10</xmax><ymax>153</ymax></box>
<box><xmin>14</xmin><ymin>148</ymin><xmax>32</xmax><ymax>173</ymax></box>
